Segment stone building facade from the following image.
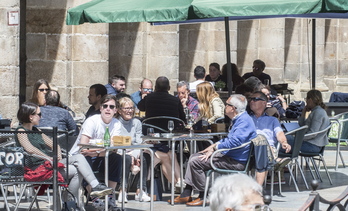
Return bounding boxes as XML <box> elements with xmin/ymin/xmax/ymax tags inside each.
<box><xmin>1</xmin><ymin>0</ymin><xmax>348</xmax><ymax>123</ymax></box>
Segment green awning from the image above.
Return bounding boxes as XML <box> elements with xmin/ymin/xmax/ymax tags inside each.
<box><xmin>66</xmin><ymin>0</ymin><xmax>326</xmax><ymax>25</ymax></box>
<box><xmin>322</xmin><ymin>0</ymin><xmax>348</xmax><ymax>13</ymax></box>
<box><xmin>66</xmin><ymin>0</ymin><xmax>193</xmax><ymax>25</ymax></box>
<box><xmin>191</xmin><ymin>0</ymin><xmax>322</xmax><ymax>19</ymax></box>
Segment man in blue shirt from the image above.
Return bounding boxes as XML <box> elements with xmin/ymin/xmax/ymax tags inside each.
<box><xmin>105</xmin><ymin>75</ymin><xmax>126</xmax><ymax>95</ymax></box>
<box><xmin>249</xmin><ymin>91</ymin><xmax>291</xmax><ymax>185</ymax></box>
<box><xmin>130</xmin><ymin>78</ymin><xmax>153</xmax><ymax>107</ymax></box>
<box><xmin>169</xmin><ymin>94</ymin><xmax>257</xmax><ymax>206</ymax></box>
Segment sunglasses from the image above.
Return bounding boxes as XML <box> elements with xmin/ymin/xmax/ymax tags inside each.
<box><xmin>38</xmin><ymin>88</ymin><xmax>50</xmax><ymax>92</ymax></box>
<box><xmin>32</xmin><ymin>112</ymin><xmax>42</xmax><ymax>117</ymax></box>
<box><xmin>250</xmin><ymin>97</ymin><xmax>266</xmax><ymax>102</ymax></box>
<box><xmin>142</xmin><ymin>88</ymin><xmax>153</xmax><ymax>92</ymax></box>
<box><xmin>102</xmin><ymin>104</ymin><xmax>116</xmax><ymax>109</ymax></box>
<box><xmin>226</xmin><ymin>103</ymin><xmax>235</xmax><ymax>108</ymax></box>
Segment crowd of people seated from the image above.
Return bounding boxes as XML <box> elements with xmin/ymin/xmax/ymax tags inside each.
<box><xmin>12</xmin><ymin>58</ymin><xmax>331</xmax><ymax>210</ymax></box>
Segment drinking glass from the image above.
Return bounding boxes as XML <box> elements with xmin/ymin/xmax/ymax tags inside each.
<box><xmin>168</xmin><ymin>120</ymin><xmax>174</xmax><ymax>134</ymax></box>
<box><xmin>147</xmin><ymin>128</ymin><xmax>154</xmax><ymax>136</ymax></box>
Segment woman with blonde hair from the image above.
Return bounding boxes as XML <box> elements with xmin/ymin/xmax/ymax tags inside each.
<box><xmin>29</xmin><ymin>79</ymin><xmax>51</xmax><ymax>106</ymax></box>
<box><xmin>196</xmin><ymin>82</ymin><xmax>225</xmax><ymax>124</ymax></box>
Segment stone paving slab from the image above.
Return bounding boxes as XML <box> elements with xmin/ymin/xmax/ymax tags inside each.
<box><xmin>1</xmin><ymin>149</ymin><xmax>348</xmax><ymax>210</ymax></box>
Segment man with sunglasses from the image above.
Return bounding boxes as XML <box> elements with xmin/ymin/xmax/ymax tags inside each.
<box><xmin>130</xmin><ymin>78</ymin><xmax>153</xmax><ymax>107</ymax></box>
<box><xmin>242</xmin><ymin>59</ymin><xmax>272</xmax><ymax>86</ymax></box>
<box><xmin>249</xmin><ymin>91</ymin><xmax>291</xmax><ymax>185</ymax></box>
<box><xmin>70</xmin><ymin>94</ymin><xmax>122</xmax><ymax>210</ymax></box>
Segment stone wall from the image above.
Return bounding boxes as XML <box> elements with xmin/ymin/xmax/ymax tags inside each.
<box><xmin>0</xmin><ymin>1</ymin><xmax>20</xmax><ymax>121</ymax></box>
<box><xmin>2</xmin><ymin>0</ymin><xmax>348</xmax><ymax>122</ymax></box>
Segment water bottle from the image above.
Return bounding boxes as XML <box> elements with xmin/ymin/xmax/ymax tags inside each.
<box><xmin>103</xmin><ymin>126</ymin><xmax>111</xmax><ymax>147</ymax></box>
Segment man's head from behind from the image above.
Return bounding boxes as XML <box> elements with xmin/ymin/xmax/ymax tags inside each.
<box><xmin>45</xmin><ymin>90</ymin><xmax>60</xmax><ymax>107</ymax></box>
<box><xmin>249</xmin><ymin>91</ymin><xmax>268</xmax><ymax>114</ymax></box>
<box><xmin>155</xmin><ymin>76</ymin><xmax>170</xmax><ymax>92</ymax></box>
<box><xmin>176</xmin><ymin>81</ymin><xmax>190</xmax><ymax>101</ymax></box>
<box><xmin>89</xmin><ymin>84</ymin><xmax>107</xmax><ymax>106</ymax></box>
<box><xmin>140</xmin><ymin>78</ymin><xmax>153</xmax><ymax>95</ymax></box>
<box><xmin>194</xmin><ymin>66</ymin><xmax>206</xmax><ymax>80</ymax></box>
<box><xmin>109</xmin><ymin>75</ymin><xmax>126</xmax><ymax>93</ymax></box>
<box><xmin>210</xmin><ymin>174</ymin><xmax>264</xmax><ymax>211</ymax></box>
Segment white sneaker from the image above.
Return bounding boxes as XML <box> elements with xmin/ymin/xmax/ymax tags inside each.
<box><xmin>135</xmin><ymin>192</ymin><xmax>151</xmax><ymax>202</ymax></box>
<box><xmin>117</xmin><ymin>192</ymin><xmax>128</xmax><ymax>203</ymax></box>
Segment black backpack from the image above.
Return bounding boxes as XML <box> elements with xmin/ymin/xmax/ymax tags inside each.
<box><xmin>285</xmin><ymin>101</ymin><xmax>305</xmax><ymax>118</ymax></box>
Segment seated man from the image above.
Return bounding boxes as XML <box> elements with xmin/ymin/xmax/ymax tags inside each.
<box><xmin>105</xmin><ymin>75</ymin><xmax>126</xmax><ymax>95</ymax></box>
<box><xmin>138</xmin><ymin>76</ymin><xmax>186</xmax><ymax>131</ymax></box>
<box><xmin>243</xmin><ymin>59</ymin><xmax>271</xmax><ymax>85</ymax></box>
<box><xmin>176</xmin><ymin>81</ymin><xmax>199</xmax><ymax>121</ymax></box>
<box><xmin>86</xmin><ymin>84</ymin><xmax>107</xmax><ymax>119</ymax></box>
<box><xmin>249</xmin><ymin>91</ymin><xmax>291</xmax><ymax>185</ymax></box>
<box><xmin>169</xmin><ymin>94</ymin><xmax>257</xmax><ymax>206</ymax></box>
<box><xmin>38</xmin><ymin>90</ymin><xmax>77</xmax><ymax>134</ymax></box>
<box><xmin>70</xmin><ymin>94</ymin><xmax>122</xmax><ymax>210</ymax></box>
<box><xmin>130</xmin><ymin>78</ymin><xmax>153</xmax><ymax>107</ymax></box>
<box><xmin>189</xmin><ymin>66</ymin><xmax>206</xmax><ymax>93</ymax></box>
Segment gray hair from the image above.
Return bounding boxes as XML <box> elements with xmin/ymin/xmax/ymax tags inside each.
<box><xmin>244</xmin><ymin>76</ymin><xmax>262</xmax><ymax>91</ymax></box>
<box><xmin>228</xmin><ymin>94</ymin><xmax>247</xmax><ymax>113</ymax></box>
<box><xmin>209</xmin><ymin>174</ymin><xmax>263</xmax><ymax>211</ymax></box>
<box><xmin>177</xmin><ymin>81</ymin><xmax>190</xmax><ymax>91</ymax></box>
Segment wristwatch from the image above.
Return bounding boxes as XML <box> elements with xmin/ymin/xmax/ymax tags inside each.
<box><xmin>96</xmin><ymin>151</ymin><xmax>100</xmax><ymax>157</ymax></box>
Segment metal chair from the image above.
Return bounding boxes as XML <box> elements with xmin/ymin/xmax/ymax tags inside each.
<box><xmin>299</xmin><ymin>124</ymin><xmax>333</xmax><ymax>185</ymax></box>
<box><xmin>275</xmin><ymin>125</ymin><xmax>309</xmax><ymax>195</ymax></box>
<box><xmin>202</xmin><ymin>139</ymin><xmax>254</xmax><ymax>207</ymax></box>
<box><xmin>329</xmin><ymin>112</ymin><xmax>348</xmax><ymax>170</ymax></box>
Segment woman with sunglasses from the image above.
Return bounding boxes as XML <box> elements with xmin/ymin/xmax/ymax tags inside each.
<box><xmin>196</xmin><ymin>82</ymin><xmax>225</xmax><ymax>124</ymax></box>
<box><xmin>16</xmin><ymin>102</ymin><xmax>113</xmax><ymax>210</ymax></box>
<box><xmin>115</xmin><ymin>97</ymin><xmax>151</xmax><ymax>202</ymax></box>
<box><xmin>29</xmin><ymin>79</ymin><xmax>51</xmax><ymax>106</ymax></box>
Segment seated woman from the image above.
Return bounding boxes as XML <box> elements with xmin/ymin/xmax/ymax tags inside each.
<box><xmin>287</xmin><ymin>90</ymin><xmax>330</xmax><ymax>153</ymax></box>
<box><xmin>16</xmin><ymin>102</ymin><xmax>112</xmax><ymax>210</ymax></box>
<box><xmin>29</xmin><ymin>79</ymin><xmax>51</xmax><ymax>106</ymax></box>
<box><xmin>116</xmin><ymin>97</ymin><xmax>151</xmax><ymax>202</ymax></box>
<box><xmin>196</xmin><ymin>82</ymin><xmax>225</xmax><ymax>124</ymax></box>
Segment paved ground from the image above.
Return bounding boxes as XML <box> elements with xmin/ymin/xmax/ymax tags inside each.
<box><xmin>1</xmin><ymin>148</ymin><xmax>348</xmax><ymax>210</ymax></box>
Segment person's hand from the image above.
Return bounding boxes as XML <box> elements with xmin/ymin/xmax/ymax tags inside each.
<box><xmin>141</xmin><ymin>93</ymin><xmax>148</xmax><ymax>99</ymax></box>
<box><xmin>81</xmin><ymin>150</ymin><xmax>98</xmax><ymax>157</ymax></box>
<box><xmin>198</xmin><ymin>144</ymin><xmax>215</xmax><ymax>161</ymax></box>
<box><xmin>181</xmin><ymin>98</ymin><xmax>188</xmax><ymax>108</ymax></box>
<box><xmin>282</xmin><ymin>142</ymin><xmax>291</xmax><ymax>153</ymax></box>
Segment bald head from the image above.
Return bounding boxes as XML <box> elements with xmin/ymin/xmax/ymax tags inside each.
<box><xmin>140</xmin><ymin>78</ymin><xmax>153</xmax><ymax>94</ymax></box>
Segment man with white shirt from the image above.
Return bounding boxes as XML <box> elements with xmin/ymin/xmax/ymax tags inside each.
<box><xmin>189</xmin><ymin>66</ymin><xmax>206</xmax><ymax>93</ymax></box>
<box><xmin>70</xmin><ymin>94</ymin><xmax>122</xmax><ymax>210</ymax></box>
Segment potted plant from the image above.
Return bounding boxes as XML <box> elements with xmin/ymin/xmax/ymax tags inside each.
<box><xmin>215</xmin><ymin>81</ymin><xmax>226</xmax><ymax>91</ymax></box>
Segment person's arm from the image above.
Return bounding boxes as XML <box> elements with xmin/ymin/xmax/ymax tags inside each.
<box><xmin>66</xmin><ymin>111</ymin><xmax>77</xmax><ymax>132</ymax></box>
<box><xmin>276</xmin><ymin>131</ymin><xmax>291</xmax><ymax>153</ymax></box>
<box><xmin>277</xmin><ymin>95</ymin><xmax>287</xmax><ymax>109</ymax></box>
<box><xmin>79</xmin><ymin>134</ymin><xmax>103</xmax><ymax>157</ymax></box>
<box><xmin>41</xmin><ymin>133</ymin><xmax>62</xmax><ymax>160</ymax></box>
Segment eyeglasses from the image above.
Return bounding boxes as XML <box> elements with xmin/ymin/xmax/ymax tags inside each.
<box><xmin>252</xmin><ymin>66</ymin><xmax>259</xmax><ymax>70</ymax></box>
<box><xmin>38</xmin><ymin>88</ymin><xmax>50</xmax><ymax>92</ymax></box>
<box><xmin>250</xmin><ymin>97</ymin><xmax>266</xmax><ymax>102</ymax></box>
<box><xmin>121</xmin><ymin>107</ymin><xmax>134</xmax><ymax>111</ymax></box>
<box><xmin>142</xmin><ymin>88</ymin><xmax>153</xmax><ymax>92</ymax></box>
<box><xmin>32</xmin><ymin>112</ymin><xmax>42</xmax><ymax>117</ymax></box>
<box><xmin>102</xmin><ymin>104</ymin><xmax>116</xmax><ymax>109</ymax></box>
<box><xmin>226</xmin><ymin>103</ymin><xmax>235</xmax><ymax>108</ymax></box>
